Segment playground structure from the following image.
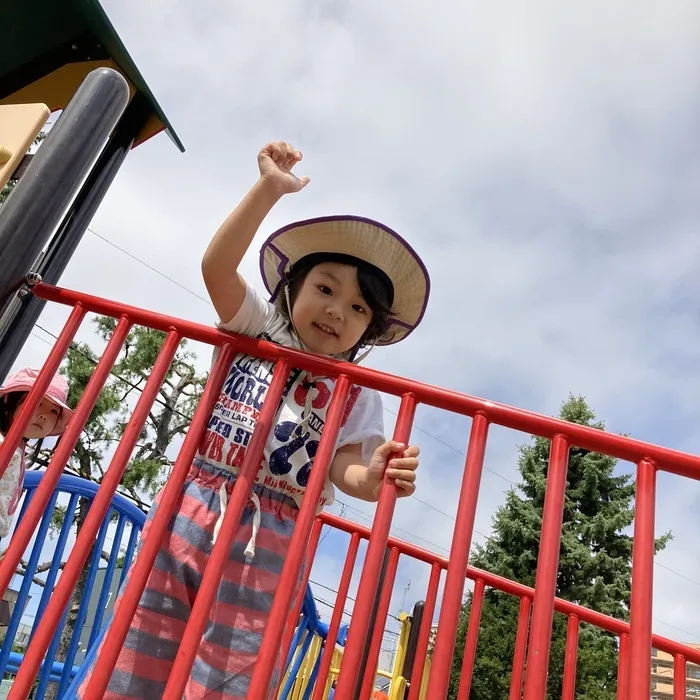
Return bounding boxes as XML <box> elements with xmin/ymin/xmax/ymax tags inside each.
<box><xmin>2</xmin><ymin>2</ymin><xmax>700</xmax><ymax>699</ymax></box>
<box><xmin>1</xmin><ymin>282</ymin><xmax>700</xmax><ymax>700</ymax></box>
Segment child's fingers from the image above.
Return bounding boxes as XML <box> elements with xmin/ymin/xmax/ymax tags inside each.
<box><xmin>388</xmin><ymin>456</ymin><xmax>419</xmax><ymax>471</ymax></box>
<box><xmin>374</xmin><ymin>440</ymin><xmax>406</xmax><ymax>460</ymax></box>
<box><xmin>394</xmin><ymin>479</ymin><xmax>416</xmax><ymax>497</ymax></box>
<box><xmin>386</xmin><ymin>467</ymin><xmax>417</xmax><ymax>483</ymax></box>
<box><xmin>283</xmin><ymin>142</ymin><xmax>301</xmax><ymax>168</ymax></box>
<box><xmin>402</xmin><ymin>445</ymin><xmax>420</xmax><ymax>458</ymax></box>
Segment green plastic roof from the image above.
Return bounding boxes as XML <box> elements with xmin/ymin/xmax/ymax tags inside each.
<box><xmin>0</xmin><ymin>0</ymin><xmax>184</xmax><ymax>152</ymax></box>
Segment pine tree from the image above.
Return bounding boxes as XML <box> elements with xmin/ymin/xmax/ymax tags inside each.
<box><xmin>449</xmin><ymin>395</ymin><xmax>671</xmax><ymax>699</ymax></box>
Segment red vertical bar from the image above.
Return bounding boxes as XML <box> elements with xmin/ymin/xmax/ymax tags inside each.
<box><xmin>333</xmin><ymin>393</ymin><xmax>416</xmax><ymax>700</ymax></box>
<box><xmin>522</xmin><ymin>434</ymin><xmax>570</xmax><ymax>700</ymax></box>
<box><xmin>311</xmin><ymin>533</ymin><xmax>361</xmax><ymax>700</ymax></box>
<box><xmin>0</xmin><ymin>312</ymin><xmax>128</xmax><ymax>611</ymax></box>
<box><xmin>627</xmin><ymin>458</ymin><xmax>656</xmax><ymax>700</ymax></box>
<box><xmin>247</xmin><ymin>375</ymin><xmax>352</xmax><ymax>698</ymax></box>
<box><xmin>0</xmin><ymin>304</ymin><xmax>85</xmax><ymax>481</ymax></box>
<box><xmin>9</xmin><ymin>329</ymin><xmax>179</xmax><ymax>694</ymax></box>
<box><xmin>425</xmin><ymin>412</ymin><xmax>489</xmax><ymax>698</ymax></box>
<box><xmin>278</xmin><ymin>516</ymin><xmax>325</xmax><ymax>680</ymax></box>
<box><xmin>359</xmin><ymin>547</ymin><xmax>401</xmax><ymax>699</ymax></box>
<box><xmin>561</xmin><ymin>615</ymin><xmax>579</xmax><ymax>700</ymax></box>
<box><xmin>673</xmin><ymin>655</ymin><xmax>686</xmax><ymax>700</ymax></box>
<box><xmin>616</xmin><ymin>634</ymin><xmax>629</xmax><ymax>700</ymax></box>
<box><xmin>407</xmin><ymin>563</ymin><xmax>442</xmax><ymax>700</ymax></box>
<box><xmin>83</xmin><ymin>344</ymin><xmax>234</xmax><ymax>699</ymax></box>
<box><xmin>509</xmin><ymin>597</ymin><xmax>531</xmax><ymax>700</ymax></box>
<box><xmin>456</xmin><ymin>578</ymin><xmax>486</xmax><ymax>700</ymax></box>
<box><xmin>163</xmin><ymin>361</ymin><xmax>290</xmax><ymax>698</ymax></box>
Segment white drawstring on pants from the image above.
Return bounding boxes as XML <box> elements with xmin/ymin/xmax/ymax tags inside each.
<box><xmin>212</xmin><ymin>483</ymin><xmax>262</xmax><ymax>559</ymax></box>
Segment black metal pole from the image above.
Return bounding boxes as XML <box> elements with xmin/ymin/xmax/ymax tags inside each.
<box><xmin>400</xmin><ymin>600</ymin><xmax>425</xmax><ymax>699</ymax></box>
<box><xmin>353</xmin><ymin>548</ymin><xmax>391</xmax><ymax>700</ymax></box>
<box><xmin>0</xmin><ymin>94</ymin><xmax>148</xmax><ymax>383</ymax></box>
<box><xmin>0</xmin><ymin>67</ymin><xmax>129</xmax><ymax>315</ymax></box>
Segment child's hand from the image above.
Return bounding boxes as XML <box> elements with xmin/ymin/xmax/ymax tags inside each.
<box><xmin>258</xmin><ymin>141</ymin><xmax>310</xmax><ymax>194</ymax></box>
<box><xmin>366</xmin><ymin>441</ymin><xmax>420</xmax><ymax>499</ymax></box>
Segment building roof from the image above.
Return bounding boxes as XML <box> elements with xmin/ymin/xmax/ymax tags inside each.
<box><xmin>0</xmin><ymin>0</ymin><xmax>184</xmax><ymax>152</ymax></box>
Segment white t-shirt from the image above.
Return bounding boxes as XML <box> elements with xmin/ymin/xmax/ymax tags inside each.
<box><xmin>0</xmin><ymin>435</ymin><xmax>24</xmax><ymax>539</ymax></box>
<box><xmin>196</xmin><ymin>283</ymin><xmax>385</xmax><ymax>509</ymax></box>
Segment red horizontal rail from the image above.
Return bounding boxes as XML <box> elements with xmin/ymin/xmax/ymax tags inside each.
<box><xmin>31</xmin><ymin>281</ymin><xmax>700</xmax><ymax>480</ymax></box>
<box><xmin>318</xmin><ymin>511</ymin><xmax>700</xmax><ymax>667</ymax></box>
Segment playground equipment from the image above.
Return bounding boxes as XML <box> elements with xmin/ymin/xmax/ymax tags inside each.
<box><xmin>0</xmin><ymin>0</ymin><xmax>183</xmax><ymax>383</ymax></box>
<box><xmin>2</xmin><ymin>2</ymin><xmax>700</xmax><ymax>698</ymax></box>
<box><xmin>1</xmin><ymin>281</ymin><xmax>700</xmax><ymax>700</ymax></box>
<box><xmin>0</xmin><ymin>470</ymin><xmax>145</xmax><ymax>698</ymax></box>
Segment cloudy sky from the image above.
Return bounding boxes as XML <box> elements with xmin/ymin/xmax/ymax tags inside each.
<box><xmin>8</xmin><ymin>0</ymin><xmax>700</xmax><ymax>676</ymax></box>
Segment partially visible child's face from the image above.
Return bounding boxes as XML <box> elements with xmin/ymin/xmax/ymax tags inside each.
<box><xmin>15</xmin><ymin>396</ymin><xmax>61</xmax><ymax>440</ymax></box>
<box><xmin>291</xmin><ymin>262</ymin><xmax>374</xmax><ymax>356</ymax></box>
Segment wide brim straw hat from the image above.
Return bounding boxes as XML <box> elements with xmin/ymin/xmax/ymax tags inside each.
<box><xmin>259</xmin><ymin>215</ymin><xmax>430</xmax><ymax>345</ymax></box>
<box><xmin>0</xmin><ymin>367</ymin><xmax>73</xmax><ymax>436</ymax></box>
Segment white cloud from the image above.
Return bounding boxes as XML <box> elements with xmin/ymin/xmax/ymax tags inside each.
<box><xmin>7</xmin><ymin>0</ymin><xmax>700</xmax><ymax>677</ymax></box>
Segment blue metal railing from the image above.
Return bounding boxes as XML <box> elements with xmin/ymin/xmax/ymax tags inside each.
<box><xmin>0</xmin><ymin>471</ymin><xmax>145</xmax><ymax>698</ymax></box>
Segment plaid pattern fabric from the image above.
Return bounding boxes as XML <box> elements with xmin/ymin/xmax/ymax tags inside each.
<box><xmin>77</xmin><ymin>460</ymin><xmax>300</xmax><ymax>700</ymax></box>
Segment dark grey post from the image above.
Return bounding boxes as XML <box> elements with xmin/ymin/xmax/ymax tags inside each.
<box><xmin>353</xmin><ymin>547</ymin><xmax>391</xmax><ymax>700</ymax></box>
<box><xmin>0</xmin><ymin>67</ymin><xmax>129</xmax><ymax>382</ymax></box>
<box><xmin>0</xmin><ymin>67</ymin><xmax>129</xmax><ymax>313</ymax></box>
<box><xmin>0</xmin><ymin>97</ymin><xmax>150</xmax><ymax>382</ymax></box>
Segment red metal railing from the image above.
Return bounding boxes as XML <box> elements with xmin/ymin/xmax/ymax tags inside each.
<box><xmin>0</xmin><ymin>281</ymin><xmax>699</xmax><ymax>699</ymax></box>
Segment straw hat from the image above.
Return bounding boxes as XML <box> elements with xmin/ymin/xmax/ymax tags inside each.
<box><xmin>259</xmin><ymin>216</ymin><xmax>430</xmax><ymax>345</ymax></box>
<box><xmin>0</xmin><ymin>367</ymin><xmax>73</xmax><ymax>436</ymax></box>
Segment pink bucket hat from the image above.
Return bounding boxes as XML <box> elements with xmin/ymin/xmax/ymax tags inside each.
<box><xmin>0</xmin><ymin>367</ymin><xmax>73</xmax><ymax>436</ymax></box>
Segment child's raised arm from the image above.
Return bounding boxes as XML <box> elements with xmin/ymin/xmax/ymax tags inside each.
<box><xmin>201</xmin><ymin>141</ymin><xmax>310</xmax><ymax>324</ymax></box>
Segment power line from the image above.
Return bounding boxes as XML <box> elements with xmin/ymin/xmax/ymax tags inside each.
<box><xmin>88</xmin><ymin>228</ymin><xmax>212</xmax><ymax>306</ymax></box>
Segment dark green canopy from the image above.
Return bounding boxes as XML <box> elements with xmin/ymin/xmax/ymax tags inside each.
<box><xmin>0</xmin><ymin>0</ymin><xmax>184</xmax><ymax>151</ymax></box>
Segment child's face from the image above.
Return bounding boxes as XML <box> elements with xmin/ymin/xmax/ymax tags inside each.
<box><xmin>15</xmin><ymin>396</ymin><xmax>61</xmax><ymax>440</ymax></box>
<box><xmin>291</xmin><ymin>262</ymin><xmax>374</xmax><ymax>356</ymax></box>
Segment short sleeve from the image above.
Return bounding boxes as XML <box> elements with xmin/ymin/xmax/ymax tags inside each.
<box><xmin>217</xmin><ymin>282</ymin><xmax>278</xmax><ymax>338</ymax></box>
<box><xmin>336</xmin><ymin>388</ymin><xmax>386</xmax><ymax>465</ymax></box>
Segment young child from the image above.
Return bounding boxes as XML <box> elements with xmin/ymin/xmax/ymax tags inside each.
<box><xmin>0</xmin><ymin>367</ymin><xmax>73</xmax><ymax>539</ymax></box>
<box><xmin>80</xmin><ymin>141</ymin><xmax>430</xmax><ymax>700</ymax></box>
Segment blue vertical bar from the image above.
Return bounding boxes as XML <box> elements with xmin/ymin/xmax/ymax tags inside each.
<box><xmin>281</xmin><ymin>628</ymin><xmax>314</xmax><ymax>700</ymax></box>
<box><xmin>14</xmin><ymin>485</ymin><xmax>34</xmax><ymax>526</ymax></box>
<box><xmin>34</xmin><ymin>599</ymin><xmax>72</xmax><ymax>700</ymax></box>
<box><xmin>0</xmin><ymin>490</ymin><xmax>58</xmax><ymax>676</ymax></box>
<box><xmin>88</xmin><ymin>513</ymin><xmax>125</xmax><ymax>648</ymax></box>
<box><xmin>33</xmin><ymin>493</ymin><xmax>81</xmax><ymax>700</ymax></box>
<box><xmin>55</xmin><ymin>507</ymin><xmax>112</xmax><ymax>697</ymax></box>
<box><xmin>30</xmin><ymin>493</ymin><xmax>79</xmax><ymax>643</ymax></box>
<box><xmin>118</xmin><ymin>523</ymin><xmax>140</xmax><ymax>590</ymax></box>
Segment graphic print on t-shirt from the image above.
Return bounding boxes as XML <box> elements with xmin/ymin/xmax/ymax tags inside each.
<box><xmin>197</xmin><ymin>346</ymin><xmax>361</xmax><ymax>507</ymax></box>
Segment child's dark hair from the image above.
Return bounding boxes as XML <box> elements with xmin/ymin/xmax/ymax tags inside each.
<box><xmin>280</xmin><ymin>252</ymin><xmax>396</xmax><ymax>355</ymax></box>
<box><xmin>0</xmin><ymin>392</ymin><xmax>27</xmax><ymax>437</ymax></box>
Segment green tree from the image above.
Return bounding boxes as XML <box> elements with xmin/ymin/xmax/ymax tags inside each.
<box><xmin>449</xmin><ymin>395</ymin><xmax>671</xmax><ymax>699</ymax></box>
<box><xmin>22</xmin><ymin>317</ymin><xmax>206</xmax><ymax>699</ymax></box>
